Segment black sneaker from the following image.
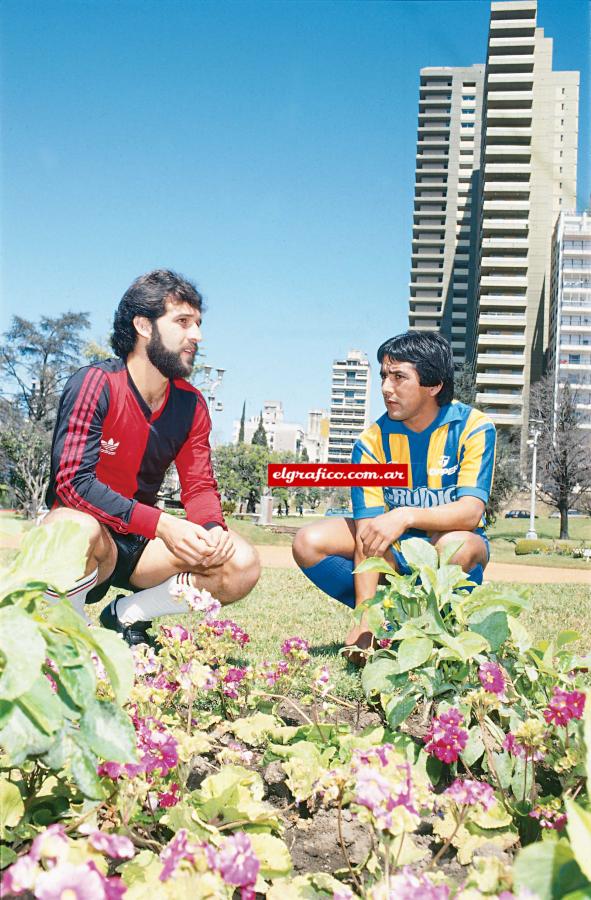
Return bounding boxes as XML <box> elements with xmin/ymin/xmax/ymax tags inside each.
<box><xmin>99</xmin><ymin>596</ymin><xmax>158</xmax><ymax>650</ymax></box>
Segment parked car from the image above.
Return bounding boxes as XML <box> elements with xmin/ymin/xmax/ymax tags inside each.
<box><xmin>324</xmin><ymin>507</ymin><xmax>352</xmax><ymax>517</ymax></box>
<box><xmin>504</xmin><ymin>509</ymin><xmax>536</xmax><ymax>519</ymax></box>
<box><xmin>549</xmin><ymin>509</ymin><xmax>588</xmax><ymax>517</ymax></box>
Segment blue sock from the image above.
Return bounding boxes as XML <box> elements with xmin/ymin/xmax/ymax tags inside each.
<box><xmin>459</xmin><ymin>564</ymin><xmax>484</xmax><ymax>593</ymax></box>
<box><xmin>300</xmin><ymin>555</ymin><xmax>356</xmax><ymax>609</ymax></box>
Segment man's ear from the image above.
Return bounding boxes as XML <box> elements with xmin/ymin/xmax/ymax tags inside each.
<box><xmin>133</xmin><ymin>315</ymin><xmax>153</xmax><ymax>341</ymax></box>
<box><xmin>428</xmin><ymin>382</ymin><xmax>443</xmax><ymax>399</ymax></box>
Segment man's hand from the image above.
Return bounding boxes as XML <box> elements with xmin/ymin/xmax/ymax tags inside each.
<box><xmin>343</xmin><ymin>616</ymin><xmax>376</xmax><ymax>667</ymax></box>
<box><xmin>156</xmin><ymin>514</ymin><xmax>234</xmax><ymax>568</ymax></box>
<box><xmin>356</xmin><ymin>509</ymin><xmax>412</xmax><ymax>558</ymax></box>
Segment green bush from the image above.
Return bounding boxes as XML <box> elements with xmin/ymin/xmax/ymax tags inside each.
<box><xmin>222</xmin><ymin>499</ymin><xmax>237</xmax><ymax>515</ymax></box>
<box><xmin>515</xmin><ymin>539</ymin><xmax>552</xmax><ymax>555</ymax></box>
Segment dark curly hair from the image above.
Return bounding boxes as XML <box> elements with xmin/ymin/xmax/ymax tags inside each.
<box><xmin>377</xmin><ymin>331</ymin><xmax>454</xmax><ymax>406</ymax></box>
<box><xmin>111</xmin><ymin>269</ymin><xmax>203</xmax><ymax>359</ymax></box>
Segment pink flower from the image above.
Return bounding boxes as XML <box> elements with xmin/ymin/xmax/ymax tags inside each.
<box><xmin>159</xmin><ymin>829</ymin><xmax>198</xmax><ymax>881</ymax></box>
<box><xmin>88</xmin><ymin>831</ymin><xmax>135</xmax><ymax>860</ymax></box>
<box><xmin>2</xmin><ymin>854</ymin><xmax>39</xmax><ymax>894</ymax></box>
<box><xmin>131</xmin><ymin>645</ymin><xmax>159</xmax><ymax>676</ymax></box>
<box><xmin>160</xmin><ymin>624</ymin><xmax>190</xmax><ymax>643</ymax></box>
<box><xmin>30</xmin><ymin>824</ymin><xmax>69</xmax><ymax>866</ymax></box>
<box><xmin>424</xmin><ymin>708</ymin><xmax>468</xmax><ymax>764</ymax></box>
<box><xmin>281</xmin><ymin>636</ymin><xmax>310</xmax><ymax>663</ymax></box>
<box><xmin>216</xmin><ymin>832</ymin><xmax>260</xmax><ymax>889</ymax></box>
<box><xmin>444</xmin><ymin>778</ymin><xmax>495</xmax><ymax>811</ymax></box>
<box><xmin>184</xmin><ymin>587</ymin><xmax>222</xmax><ymax>619</ymax></box>
<box><xmin>34</xmin><ymin>862</ymin><xmax>106</xmax><ymax>899</ymax></box>
<box><xmin>502</xmin><ymin>731</ymin><xmax>544</xmax><ymax>762</ymax></box>
<box><xmin>543</xmin><ymin>687</ymin><xmax>586</xmax><ymax>727</ymax></box>
<box><xmin>478</xmin><ymin>661</ymin><xmax>506</xmax><ymax>696</ymax></box>
<box><xmin>204</xmin><ymin>620</ymin><xmax>250</xmax><ymax>646</ymax></box>
<box><xmin>530</xmin><ymin>802</ymin><xmax>568</xmax><ymax>831</ymax></box>
<box><xmin>375</xmin><ymin>867</ymin><xmax>450</xmax><ymax>899</ymax></box>
<box><xmin>313</xmin><ymin>665</ymin><xmax>332</xmax><ymax>696</ymax></box>
<box><xmin>157</xmin><ymin>783</ymin><xmax>181</xmax><ymax>808</ymax></box>
<box><xmin>353</xmin><ymin>756</ymin><xmax>417</xmax><ymax>831</ymax></box>
<box><xmin>259</xmin><ymin>660</ymin><xmax>289</xmax><ymax>687</ymax></box>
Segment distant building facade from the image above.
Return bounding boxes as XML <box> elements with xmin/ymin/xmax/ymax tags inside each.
<box><xmin>302</xmin><ymin>409</ymin><xmax>330</xmax><ymax>462</ymax></box>
<box><xmin>548</xmin><ymin>211</ymin><xmax>591</xmax><ymax>430</ymax></box>
<box><xmin>233</xmin><ymin>401</ymin><xmax>304</xmax><ymax>454</ymax></box>
<box><xmin>327</xmin><ymin>350</ymin><xmax>371</xmax><ymax>463</ymax></box>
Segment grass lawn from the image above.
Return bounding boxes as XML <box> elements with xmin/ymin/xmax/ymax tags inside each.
<box><xmin>488</xmin><ymin>515</ymin><xmax>591</xmax><ymax>569</ymax></box>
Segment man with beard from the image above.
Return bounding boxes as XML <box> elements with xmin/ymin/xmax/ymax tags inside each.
<box><xmin>43</xmin><ymin>269</ymin><xmax>260</xmax><ymax>645</ymax></box>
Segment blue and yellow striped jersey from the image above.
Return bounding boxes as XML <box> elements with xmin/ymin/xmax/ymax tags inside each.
<box><xmin>351</xmin><ymin>401</ymin><xmax>496</xmax><ymax>533</ymax></box>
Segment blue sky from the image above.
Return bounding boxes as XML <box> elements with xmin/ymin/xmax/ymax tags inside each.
<box><xmin>1</xmin><ymin>0</ymin><xmax>589</xmax><ymax>442</ymax></box>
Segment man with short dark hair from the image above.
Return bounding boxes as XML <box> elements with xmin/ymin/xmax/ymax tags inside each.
<box><xmin>43</xmin><ymin>269</ymin><xmax>260</xmax><ymax>644</ymax></box>
<box><xmin>292</xmin><ymin>331</ymin><xmax>495</xmax><ymax>660</ymax></box>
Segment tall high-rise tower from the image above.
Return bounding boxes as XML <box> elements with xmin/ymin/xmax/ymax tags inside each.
<box><xmin>407</xmin><ymin>0</ymin><xmax>579</xmax><ymax>459</ymax></box>
<box><xmin>409</xmin><ymin>65</ymin><xmax>485</xmax><ymax>367</ymax></box>
<box><xmin>327</xmin><ymin>350</ymin><xmax>371</xmax><ymax>463</ymax></box>
<box><xmin>475</xmin><ymin>0</ymin><xmax>578</xmax><ymax>456</ymax></box>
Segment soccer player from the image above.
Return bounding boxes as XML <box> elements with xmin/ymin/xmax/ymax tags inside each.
<box><xmin>292</xmin><ymin>331</ymin><xmax>496</xmax><ymax>661</ymax></box>
<box><xmin>43</xmin><ymin>269</ymin><xmax>260</xmax><ymax>644</ymax></box>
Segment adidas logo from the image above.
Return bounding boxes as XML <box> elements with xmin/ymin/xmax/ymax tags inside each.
<box><xmin>100</xmin><ymin>437</ymin><xmax>120</xmax><ymax>456</ymax></box>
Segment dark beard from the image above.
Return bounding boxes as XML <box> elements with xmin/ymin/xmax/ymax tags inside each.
<box><xmin>146</xmin><ymin>322</ymin><xmax>194</xmax><ymax>379</ymax></box>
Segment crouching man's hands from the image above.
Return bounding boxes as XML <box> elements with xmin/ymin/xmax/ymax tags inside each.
<box><xmin>156</xmin><ymin>514</ymin><xmax>236</xmax><ymax>568</ymax></box>
<box><xmin>355</xmin><ymin>508</ymin><xmax>413</xmax><ymax>558</ymax></box>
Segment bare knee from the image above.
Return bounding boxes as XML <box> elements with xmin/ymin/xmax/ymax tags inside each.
<box><xmin>433</xmin><ymin>531</ymin><xmax>487</xmax><ymax>572</ymax></box>
<box><xmin>40</xmin><ymin>508</ymin><xmax>115</xmax><ymax>571</ymax></box>
<box><xmin>292</xmin><ymin>524</ymin><xmax>327</xmax><ymax>567</ymax></box>
<box><xmin>220</xmin><ymin>541</ymin><xmax>261</xmax><ymax>605</ymax></box>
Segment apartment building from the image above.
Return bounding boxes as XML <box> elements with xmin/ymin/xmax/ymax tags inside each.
<box><xmin>302</xmin><ymin>409</ymin><xmax>330</xmax><ymax>463</ymax></box>
<box><xmin>408</xmin><ymin>0</ymin><xmax>579</xmax><ymax>458</ymax></box>
<box><xmin>409</xmin><ymin>65</ymin><xmax>485</xmax><ymax>365</ymax></box>
<box><xmin>475</xmin><ymin>0</ymin><xmax>578</xmax><ymax>456</ymax></box>
<box><xmin>548</xmin><ymin>211</ymin><xmax>591</xmax><ymax>430</ymax></box>
<box><xmin>327</xmin><ymin>350</ymin><xmax>371</xmax><ymax>463</ymax></box>
<box><xmin>233</xmin><ymin>401</ymin><xmax>304</xmax><ymax>454</ymax></box>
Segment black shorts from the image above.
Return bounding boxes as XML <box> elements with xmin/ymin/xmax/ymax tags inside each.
<box><xmin>86</xmin><ymin>531</ymin><xmax>149</xmax><ymax>605</ymax></box>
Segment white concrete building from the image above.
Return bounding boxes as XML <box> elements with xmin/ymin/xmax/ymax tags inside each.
<box><xmin>302</xmin><ymin>409</ymin><xmax>330</xmax><ymax>462</ymax></box>
<box><xmin>233</xmin><ymin>401</ymin><xmax>304</xmax><ymax>454</ymax></box>
<box><xmin>548</xmin><ymin>211</ymin><xmax>591</xmax><ymax>430</ymax></box>
<box><xmin>327</xmin><ymin>350</ymin><xmax>371</xmax><ymax>463</ymax></box>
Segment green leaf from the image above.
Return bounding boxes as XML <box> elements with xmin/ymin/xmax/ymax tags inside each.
<box><xmin>565</xmin><ymin>796</ymin><xmax>591</xmax><ymax>881</ymax></box>
<box><xmin>17</xmin><ymin>675</ymin><xmax>66</xmax><ymax>735</ymax></box>
<box><xmin>1</xmin><ymin>519</ymin><xmax>89</xmax><ymax>600</ymax></box>
<box><xmin>354</xmin><ymin>557</ymin><xmax>398</xmax><ymax>577</ymax></box>
<box><xmin>70</xmin><ymin>744</ymin><xmax>106</xmax><ymax>800</ymax></box>
<box><xmin>0</xmin><ymin>845</ymin><xmax>18</xmax><ymax>869</ymax></box>
<box><xmin>87</xmin><ymin>628</ymin><xmax>134</xmax><ymax>705</ymax></box>
<box><xmin>583</xmin><ymin>689</ymin><xmax>591</xmax><ymax>781</ymax></box>
<box><xmin>79</xmin><ymin>701</ymin><xmax>137</xmax><ymax>763</ymax></box>
<box><xmin>361</xmin><ymin>655</ymin><xmax>401</xmax><ymax>699</ymax></box>
<box><xmin>438</xmin><ymin>540</ymin><xmax>464</xmax><ymax>566</ymax></box>
<box><xmin>397</xmin><ymin>637</ymin><xmax>433</xmax><ymax>673</ymax></box>
<box><xmin>0</xmin><ymin>607</ymin><xmax>46</xmax><ymax>700</ymax></box>
<box><xmin>249</xmin><ymin>833</ymin><xmax>292</xmax><ymax>878</ymax></box>
<box><xmin>513</xmin><ymin>839</ymin><xmax>583</xmax><ymax>900</ymax></box>
<box><xmin>469</xmin><ymin>611</ymin><xmax>509</xmax><ymax>653</ymax></box>
<box><xmin>508</xmin><ymin>615</ymin><xmax>533</xmax><ymax>653</ymax></box>
<box><xmin>461</xmin><ymin>726</ymin><xmax>485</xmax><ymax>767</ymax></box>
<box><xmin>385</xmin><ymin>693</ymin><xmax>417</xmax><ymax>729</ymax></box>
<box><xmin>232</xmin><ymin>713</ymin><xmax>280</xmax><ymax>747</ymax></box>
<box><xmin>0</xmin><ymin>778</ymin><xmax>24</xmax><ymax>838</ymax></box>
<box><xmin>0</xmin><ymin>703</ymin><xmax>54</xmax><ymax>764</ymax></box>
<box><xmin>400</xmin><ymin>537</ymin><xmax>438</xmax><ymax>570</ymax></box>
<box><xmin>557</xmin><ymin>630</ymin><xmax>581</xmax><ymax>648</ymax></box>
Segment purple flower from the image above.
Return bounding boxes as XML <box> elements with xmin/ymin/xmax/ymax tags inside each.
<box><xmin>131</xmin><ymin>645</ymin><xmax>159</xmax><ymax>676</ymax></box>
<box><xmin>424</xmin><ymin>708</ymin><xmax>468</xmax><ymax>764</ymax></box>
<box><xmin>352</xmin><ymin>755</ymin><xmax>417</xmax><ymax>831</ymax></box>
<box><xmin>543</xmin><ymin>687</ymin><xmax>586</xmax><ymax>727</ymax></box>
<box><xmin>2</xmin><ymin>854</ymin><xmax>39</xmax><ymax>894</ymax></box>
<box><xmin>222</xmin><ymin>667</ymin><xmax>247</xmax><ymax>699</ymax></box>
<box><xmin>530</xmin><ymin>802</ymin><xmax>568</xmax><ymax>831</ymax></box>
<box><xmin>502</xmin><ymin>729</ymin><xmax>544</xmax><ymax>761</ymax></box>
<box><xmin>372</xmin><ymin>867</ymin><xmax>450</xmax><ymax>899</ymax></box>
<box><xmin>157</xmin><ymin>783</ymin><xmax>181</xmax><ymax>808</ymax></box>
<box><xmin>160</xmin><ymin>624</ymin><xmax>190</xmax><ymax>643</ymax></box>
<box><xmin>204</xmin><ymin>619</ymin><xmax>250</xmax><ymax>646</ymax></box>
<box><xmin>159</xmin><ymin>829</ymin><xmax>198</xmax><ymax>881</ymax></box>
<box><xmin>184</xmin><ymin>587</ymin><xmax>222</xmax><ymax>619</ymax></box>
<box><xmin>34</xmin><ymin>862</ymin><xmax>106</xmax><ymax>900</ymax></box>
<box><xmin>215</xmin><ymin>832</ymin><xmax>260</xmax><ymax>889</ymax></box>
<box><xmin>281</xmin><ymin>636</ymin><xmax>311</xmax><ymax>664</ymax></box>
<box><xmin>478</xmin><ymin>661</ymin><xmax>506</xmax><ymax>696</ymax></box>
<box><xmin>88</xmin><ymin>831</ymin><xmax>135</xmax><ymax>860</ymax></box>
<box><xmin>259</xmin><ymin>660</ymin><xmax>289</xmax><ymax>687</ymax></box>
<box><xmin>444</xmin><ymin>778</ymin><xmax>495</xmax><ymax>811</ymax></box>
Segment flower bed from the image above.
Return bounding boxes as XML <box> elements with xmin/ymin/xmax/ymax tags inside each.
<box><xmin>0</xmin><ymin>524</ymin><xmax>590</xmax><ymax>899</ymax></box>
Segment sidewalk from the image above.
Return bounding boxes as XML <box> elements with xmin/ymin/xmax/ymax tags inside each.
<box><xmin>255</xmin><ymin>544</ymin><xmax>591</xmax><ymax>585</ymax></box>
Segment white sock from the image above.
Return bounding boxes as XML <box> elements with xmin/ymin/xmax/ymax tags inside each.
<box><xmin>114</xmin><ymin>573</ymin><xmax>193</xmax><ymax>625</ymax></box>
<box><xmin>43</xmin><ymin>568</ymin><xmax>99</xmax><ymax>624</ymax></box>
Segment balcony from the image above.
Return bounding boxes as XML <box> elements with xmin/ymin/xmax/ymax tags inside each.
<box><xmin>476</xmin><ymin>351</ymin><xmax>525</xmax><ymax>365</ymax></box>
<box><xmin>479</xmin><ymin>314</ymin><xmax>527</xmax><ymax>327</ymax></box>
<box><xmin>483</xmin><ymin>199</ymin><xmax>529</xmax><ymax>212</ymax></box>
<box><xmin>486</xmin><ymin>91</ymin><xmax>532</xmax><ymax>104</ymax></box>
<box><xmin>481</xmin><ymin>256</ymin><xmax>528</xmax><ymax>269</ymax></box>
<box><xmin>476</xmin><ymin>391</ymin><xmax>523</xmax><ymax>406</ymax></box>
<box><xmin>477</xmin><ymin>372</ymin><xmax>524</xmax><ymax>385</ymax></box>
<box><xmin>485</xmin><ymin>162</ymin><xmax>531</xmax><ymax>174</ymax></box>
<box><xmin>484</xmin><ymin>145</ymin><xmax>532</xmax><ymax>159</ymax></box>
<box><xmin>482</xmin><ymin>218</ymin><xmax>529</xmax><ymax>232</ymax></box>
<box><xmin>487</xmin><ymin>72</ymin><xmax>533</xmax><ymax>85</ymax></box>
<box><xmin>482</xmin><ymin>410</ymin><xmax>523</xmax><ymax>425</ymax></box>
<box><xmin>486</xmin><ymin>126</ymin><xmax>532</xmax><ymax>138</ymax></box>
<box><xmin>479</xmin><ymin>295</ymin><xmax>527</xmax><ymax>309</ymax></box>
<box><xmin>482</xmin><ymin>236</ymin><xmax>528</xmax><ymax>248</ymax></box>
<box><xmin>480</xmin><ymin>274</ymin><xmax>528</xmax><ymax>288</ymax></box>
<box><xmin>478</xmin><ymin>333</ymin><xmax>525</xmax><ymax>347</ymax></box>
<box><xmin>489</xmin><ymin>18</ymin><xmax>537</xmax><ymax>31</ymax></box>
<box><xmin>483</xmin><ymin>183</ymin><xmax>530</xmax><ymax>196</ymax></box>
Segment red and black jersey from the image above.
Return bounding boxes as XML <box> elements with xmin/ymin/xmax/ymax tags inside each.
<box><xmin>47</xmin><ymin>358</ymin><xmax>225</xmax><ymax>539</ymax></box>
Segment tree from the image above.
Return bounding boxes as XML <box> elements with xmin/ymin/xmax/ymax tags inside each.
<box><xmin>0</xmin><ymin>401</ymin><xmax>51</xmax><ymax>518</ymax></box>
<box><xmin>212</xmin><ymin>443</ymin><xmax>269</xmax><ymax>512</ymax></box>
<box><xmin>486</xmin><ymin>429</ymin><xmax>519</xmax><ymax>525</ymax></box>
<box><xmin>238</xmin><ymin>401</ymin><xmax>246</xmax><ymax>444</ymax></box>
<box><xmin>0</xmin><ymin>312</ymin><xmax>90</xmax><ymax>424</ymax></box>
<box><xmin>307</xmin><ymin>487</ymin><xmax>322</xmax><ymax>510</ymax></box>
<box><xmin>529</xmin><ymin>374</ymin><xmax>591</xmax><ymax>539</ymax></box>
<box><xmin>453</xmin><ymin>362</ymin><xmax>477</xmax><ymax>406</ymax></box>
<box><xmin>300</xmin><ymin>446</ymin><xmax>309</xmax><ymax>462</ymax></box>
<box><xmin>251</xmin><ymin>411</ymin><xmax>268</xmax><ymax>448</ymax></box>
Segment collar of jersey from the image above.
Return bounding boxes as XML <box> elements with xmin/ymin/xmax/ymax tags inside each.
<box><xmin>378</xmin><ymin>401</ymin><xmax>464</xmax><ymax>436</ymax></box>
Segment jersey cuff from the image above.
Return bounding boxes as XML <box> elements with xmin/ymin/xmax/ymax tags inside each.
<box><xmin>456</xmin><ymin>486</ymin><xmax>489</xmax><ymax>503</ymax></box>
<box><xmin>129</xmin><ymin>502</ymin><xmax>162</xmax><ymax>539</ymax></box>
<box><xmin>353</xmin><ymin>506</ymin><xmax>386</xmax><ymax>520</ymax></box>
